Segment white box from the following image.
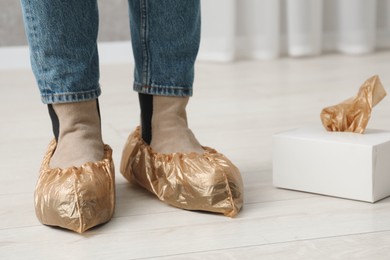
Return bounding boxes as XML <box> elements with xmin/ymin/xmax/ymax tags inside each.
<box><xmin>273</xmin><ymin>125</ymin><xmax>390</xmax><ymax>202</ymax></box>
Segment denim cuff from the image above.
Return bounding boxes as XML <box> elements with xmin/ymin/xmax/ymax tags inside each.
<box><xmin>40</xmin><ymin>86</ymin><xmax>101</xmax><ymax>104</ymax></box>
<box><xmin>133</xmin><ymin>82</ymin><xmax>193</xmax><ymax>97</ymax></box>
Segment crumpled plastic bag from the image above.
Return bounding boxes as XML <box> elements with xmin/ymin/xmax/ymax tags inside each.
<box><xmin>320</xmin><ymin>75</ymin><xmax>386</xmax><ymax>134</ymax></box>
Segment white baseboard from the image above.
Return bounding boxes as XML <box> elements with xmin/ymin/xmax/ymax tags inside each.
<box><xmin>98</xmin><ymin>42</ymin><xmax>134</xmax><ymax>64</ymax></box>
<box><xmin>0</xmin><ymin>40</ymin><xmax>234</xmax><ymax>70</ymax></box>
<box><xmin>0</xmin><ymin>46</ymin><xmax>30</xmax><ymax>70</ymax></box>
<box><xmin>0</xmin><ymin>42</ymin><xmax>134</xmax><ymax>70</ymax></box>
<box><xmin>2</xmin><ymin>35</ymin><xmax>390</xmax><ymax>70</ymax></box>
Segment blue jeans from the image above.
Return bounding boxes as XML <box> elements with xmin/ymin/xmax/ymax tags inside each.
<box><xmin>20</xmin><ymin>0</ymin><xmax>201</xmax><ymax>104</ymax></box>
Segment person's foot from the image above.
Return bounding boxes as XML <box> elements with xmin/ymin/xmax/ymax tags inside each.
<box><xmin>35</xmin><ymin>140</ymin><xmax>115</xmax><ymax>233</ymax></box>
<box><xmin>120</xmin><ymin>94</ymin><xmax>244</xmax><ymax>217</ymax></box>
<box><xmin>48</xmin><ymin>100</ymin><xmax>104</xmax><ymax>168</ymax></box>
<box><xmin>139</xmin><ymin>94</ymin><xmax>204</xmax><ymax>154</ymax></box>
<box><xmin>35</xmin><ymin>99</ymin><xmax>115</xmax><ymax>233</ymax></box>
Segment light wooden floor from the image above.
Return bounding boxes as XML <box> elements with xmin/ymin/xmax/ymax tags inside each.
<box><xmin>2</xmin><ymin>52</ymin><xmax>390</xmax><ymax>259</ymax></box>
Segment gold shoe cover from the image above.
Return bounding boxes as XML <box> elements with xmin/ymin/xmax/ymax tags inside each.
<box><xmin>120</xmin><ymin>127</ymin><xmax>243</xmax><ymax>217</ymax></box>
<box><xmin>34</xmin><ymin>140</ymin><xmax>115</xmax><ymax>233</ymax></box>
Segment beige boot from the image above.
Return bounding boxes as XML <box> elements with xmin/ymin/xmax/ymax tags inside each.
<box><xmin>139</xmin><ymin>94</ymin><xmax>204</xmax><ymax>154</ymax></box>
<box><xmin>49</xmin><ymin>100</ymin><xmax>104</xmax><ymax>168</ymax></box>
<box><xmin>150</xmin><ymin>96</ymin><xmax>204</xmax><ymax>154</ymax></box>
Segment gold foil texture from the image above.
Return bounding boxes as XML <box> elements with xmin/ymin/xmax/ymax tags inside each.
<box><xmin>120</xmin><ymin>127</ymin><xmax>243</xmax><ymax>217</ymax></box>
<box><xmin>321</xmin><ymin>75</ymin><xmax>386</xmax><ymax>133</ymax></box>
<box><xmin>35</xmin><ymin>140</ymin><xmax>115</xmax><ymax>233</ymax></box>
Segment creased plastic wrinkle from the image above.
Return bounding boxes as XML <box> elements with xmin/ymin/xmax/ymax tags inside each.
<box><xmin>34</xmin><ymin>140</ymin><xmax>115</xmax><ymax>233</ymax></box>
<box><xmin>120</xmin><ymin>126</ymin><xmax>244</xmax><ymax>217</ymax></box>
<box><xmin>320</xmin><ymin>75</ymin><xmax>387</xmax><ymax>134</ymax></box>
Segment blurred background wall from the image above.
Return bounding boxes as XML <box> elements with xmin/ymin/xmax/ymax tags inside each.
<box><xmin>0</xmin><ymin>0</ymin><xmax>130</xmax><ymax>46</ymax></box>
<box><xmin>1</xmin><ymin>0</ymin><xmax>390</xmax><ymax>61</ymax></box>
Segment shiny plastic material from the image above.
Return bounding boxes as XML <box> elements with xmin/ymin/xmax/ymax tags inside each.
<box><xmin>321</xmin><ymin>75</ymin><xmax>386</xmax><ymax>134</ymax></box>
<box><xmin>120</xmin><ymin>127</ymin><xmax>243</xmax><ymax>217</ymax></box>
<box><xmin>35</xmin><ymin>140</ymin><xmax>115</xmax><ymax>233</ymax></box>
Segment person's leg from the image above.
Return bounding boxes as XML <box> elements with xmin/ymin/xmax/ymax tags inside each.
<box><xmin>20</xmin><ymin>0</ymin><xmax>114</xmax><ymax>233</ymax></box>
<box><xmin>122</xmin><ymin>0</ymin><xmax>243</xmax><ymax>217</ymax></box>
<box><xmin>128</xmin><ymin>0</ymin><xmax>203</xmax><ymax>154</ymax></box>
<box><xmin>21</xmin><ymin>0</ymin><xmax>103</xmax><ymax>168</ymax></box>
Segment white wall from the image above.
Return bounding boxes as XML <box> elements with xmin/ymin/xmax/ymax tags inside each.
<box><xmin>1</xmin><ymin>0</ymin><xmax>390</xmax><ymax>69</ymax></box>
<box><xmin>199</xmin><ymin>0</ymin><xmax>390</xmax><ymax>61</ymax></box>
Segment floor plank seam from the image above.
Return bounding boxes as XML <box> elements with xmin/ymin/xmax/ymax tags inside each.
<box><xmin>130</xmin><ymin>229</ymin><xmax>390</xmax><ymax>259</ymax></box>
